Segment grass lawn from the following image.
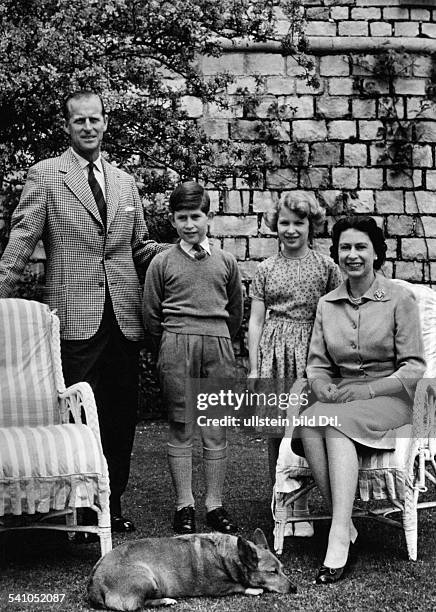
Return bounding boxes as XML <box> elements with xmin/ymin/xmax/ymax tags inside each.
<box><xmin>1</xmin><ymin>421</ymin><xmax>435</xmax><ymax>612</ymax></box>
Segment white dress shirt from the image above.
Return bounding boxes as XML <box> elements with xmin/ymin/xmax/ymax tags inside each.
<box><xmin>180</xmin><ymin>237</ymin><xmax>211</xmax><ymax>258</ymax></box>
<box><xmin>70</xmin><ymin>147</ymin><xmax>106</xmax><ymax>199</ymax></box>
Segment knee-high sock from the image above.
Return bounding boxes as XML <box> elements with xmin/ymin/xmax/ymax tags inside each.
<box><xmin>167</xmin><ymin>443</ymin><xmax>195</xmax><ymax>510</ymax></box>
<box><xmin>203</xmin><ymin>444</ymin><xmax>228</xmax><ymax>512</ymax></box>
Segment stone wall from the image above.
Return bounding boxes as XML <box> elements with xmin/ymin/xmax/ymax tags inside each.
<box><xmin>191</xmin><ymin>0</ymin><xmax>436</xmax><ymax>300</ymax></box>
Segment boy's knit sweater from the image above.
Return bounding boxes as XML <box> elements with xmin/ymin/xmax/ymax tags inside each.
<box><xmin>143</xmin><ymin>244</ymin><xmax>243</xmax><ymax>344</ymax></box>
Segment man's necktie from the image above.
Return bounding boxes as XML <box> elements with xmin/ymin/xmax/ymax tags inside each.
<box><xmin>88</xmin><ymin>162</ymin><xmax>107</xmax><ymax>228</ymax></box>
<box><xmin>192</xmin><ymin>243</ymin><xmax>207</xmax><ymax>260</ymax></box>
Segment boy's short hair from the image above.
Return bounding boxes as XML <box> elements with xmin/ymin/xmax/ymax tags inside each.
<box><xmin>169</xmin><ymin>181</ymin><xmax>210</xmax><ymax>214</ymax></box>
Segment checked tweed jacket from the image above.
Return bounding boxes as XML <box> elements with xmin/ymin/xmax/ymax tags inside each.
<box><xmin>0</xmin><ymin>149</ymin><xmax>167</xmax><ymax>341</ymax></box>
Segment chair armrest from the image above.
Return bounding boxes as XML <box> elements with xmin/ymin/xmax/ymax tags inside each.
<box><xmin>58</xmin><ymin>382</ymin><xmax>102</xmax><ymax>443</ymax></box>
<box><xmin>412</xmin><ymin>379</ymin><xmax>436</xmax><ymax>443</ymax></box>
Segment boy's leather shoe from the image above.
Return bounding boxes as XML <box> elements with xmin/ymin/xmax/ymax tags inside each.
<box><xmin>111</xmin><ymin>514</ymin><xmax>136</xmax><ymax>533</ymax></box>
<box><xmin>206</xmin><ymin>507</ymin><xmax>238</xmax><ymax>534</ymax></box>
<box><xmin>173</xmin><ymin>506</ymin><xmax>195</xmax><ymax>534</ymax></box>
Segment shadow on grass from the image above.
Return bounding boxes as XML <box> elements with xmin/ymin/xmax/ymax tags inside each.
<box><xmin>1</xmin><ymin>421</ymin><xmax>435</xmax><ymax>612</ymax></box>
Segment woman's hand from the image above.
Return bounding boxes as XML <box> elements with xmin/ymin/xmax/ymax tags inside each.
<box><xmin>335</xmin><ymin>382</ymin><xmax>371</xmax><ymax>403</ymax></box>
<box><xmin>312</xmin><ymin>380</ymin><xmax>339</xmax><ymax>402</ymax></box>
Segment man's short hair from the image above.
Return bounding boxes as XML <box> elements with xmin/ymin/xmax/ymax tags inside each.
<box><xmin>169</xmin><ymin>181</ymin><xmax>210</xmax><ymax>214</ymax></box>
<box><xmin>63</xmin><ymin>90</ymin><xmax>106</xmax><ymax>121</ymax></box>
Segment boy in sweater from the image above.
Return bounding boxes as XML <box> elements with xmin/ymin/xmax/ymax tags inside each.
<box><xmin>143</xmin><ymin>181</ymin><xmax>243</xmax><ymax>535</ymax></box>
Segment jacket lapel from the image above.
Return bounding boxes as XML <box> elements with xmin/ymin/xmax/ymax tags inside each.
<box><xmin>103</xmin><ymin>159</ymin><xmax>121</xmax><ymax>229</ymax></box>
<box><xmin>60</xmin><ymin>150</ymin><xmax>103</xmax><ymax>226</ymax></box>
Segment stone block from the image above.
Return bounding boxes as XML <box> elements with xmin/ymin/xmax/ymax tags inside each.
<box><xmin>376</xmin><ymin>191</ymin><xmax>404</xmax><ymax>214</ymax></box>
<box><xmin>405</xmin><ymin>191</ymin><xmax>436</xmax><ymax>214</ymax></box>
<box><xmin>412</xmin><ymin>145</ymin><xmax>433</xmax><ymax>168</ymax></box>
<box><xmin>359</xmin><ymin>168</ymin><xmax>383</xmax><ymax>189</ymax></box>
<box><xmin>383</xmin><ymin>8</ymin><xmax>410</xmax><ymax>19</ymax></box>
<box><xmin>223</xmin><ymin>190</ymin><xmax>250</xmax><ymax>213</ymax></box>
<box><xmin>296</xmin><ymin>78</ymin><xmax>325</xmax><ymax>96</ymax></box>
<box><xmin>205</xmin><ymin>101</ymin><xmax>242</xmax><ymax>119</ymax></box>
<box><xmin>210</xmin><ymin>215</ymin><xmax>258</xmax><ymax>236</ymax></box>
<box><xmin>310</xmin><ymin>142</ymin><xmax>341</xmax><ymax>166</ymax></box>
<box><xmin>344</xmin><ymin>143</ymin><xmax>367</xmax><ymax>166</ymax></box>
<box><xmin>426</xmin><ymin>171</ymin><xmax>436</xmax><ymax>190</ymax></box>
<box><xmin>208</xmin><ymin>191</ymin><xmax>220</xmax><ymax>213</ymax></box>
<box><xmin>386</xmin><ymin>170</ymin><xmax>422</xmax><ymax>189</ymax></box>
<box><xmin>227</xmin><ymin>77</ymin><xmax>258</xmax><ymax>95</ymax></box>
<box><xmin>394</xmin><ymin>22</ymin><xmax>419</xmax><ymax>37</ymax></box>
<box><xmin>249</xmin><ymin>238</ymin><xmax>278</xmax><ymax>259</ymax></box>
<box><xmin>327</xmin><ymin>120</ymin><xmax>357</xmax><ymax>140</ymax></box>
<box><xmin>422</xmin><ymin>23</ymin><xmax>436</xmax><ymax>38</ymax></box>
<box><xmin>316</xmin><ymin>96</ymin><xmax>350</xmax><ymax>119</ymax></box>
<box><xmin>259</xmin><ymin>217</ymin><xmax>277</xmax><ymax>236</ymax></box>
<box><xmin>332</xmin><ymin>168</ymin><xmax>358</xmax><ymax>189</ymax></box>
<box><xmin>359</xmin><ymin>120</ymin><xmax>384</xmax><ymax>141</ymax></box>
<box><xmin>395</xmin><ymin>79</ymin><xmax>427</xmax><ymax>96</ymax></box>
<box><xmin>201</xmin><ymin>119</ymin><xmax>229</xmax><ymax>140</ymax></box>
<box><xmin>319</xmin><ymin>191</ymin><xmax>342</xmax><ymax>215</ymax></box>
<box><xmin>282</xmin><ymin>96</ymin><xmax>314</xmax><ymax>119</ymax></box>
<box><xmin>338</xmin><ymin>21</ymin><xmax>369</xmax><ymax>36</ymax></box>
<box><xmin>252</xmin><ymin>190</ymin><xmax>276</xmax><ymax>213</ymax></box>
<box><xmin>202</xmin><ymin>53</ymin><xmax>244</xmax><ymax>76</ymax></box>
<box><xmin>354</xmin><ymin>190</ymin><xmax>375</xmax><ymax>213</ymax></box>
<box><xmin>416</xmin><ymin>121</ymin><xmax>436</xmax><ymax>143</ymax></box>
<box><xmin>180</xmin><ymin>96</ymin><xmax>203</xmax><ymax>118</ymax></box>
<box><xmin>351</xmin><ymin>8</ymin><xmax>381</xmax><ymax>19</ymax></box>
<box><xmin>411</xmin><ymin>8</ymin><xmax>430</xmax><ymax>21</ymax></box>
<box><xmin>306</xmin><ymin>7</ymin><xmax>330</xmax><ymax>19</ymax></box>
<box><xmin>328</xmin><ymin>78</ymin><xmax>355</xmax><ymax>96</ymax></box>
<box><xmin>305</xmin><ymin>21</ymin><xmax>337</xmax><ymax>36</ymax></box>
<box><xmin>246</xmin><ymin>54</ymin><xmax>286</xmax><ymax>76</ymax></box>
<box><xmin>415</xmin><ymin>216</ymin><xmax>436</xmax><ymax>238</ymax></box>
<box><xmin>352</xmin><ymin>99</ymin><xmax>376</xmax><ymax>119</ymax></box>
<box><xmin>413</xmin><ymin>56</ymin><xmax>433</xmax><ymax>78</ymax></box>
<box><xmin>266</xmin><ymin>168</ymin><xmax>299</xmax><ymax>189</ymax></box>
<box><xmin>312</xmin><ymin>239</ymin><xmax>333</xmax><ymax>258</ymax></box>
<box><xmin>223</xmin><ymin>237</ymin><xmax>247</xmax><ymax>259</ymax></box>
<box><xmin>286</xmin><ymin>56</ymin><xmax>310</xmax><ymax>77</ymax></box>
<box><xmin>382</xmin><ymin>261</ymin><xmax>393</xmax><ymax>278</ymax></box>
<box><xmin>293</xmin><ymin>120</ymin><xmax>327</xmax><ymax>141</ymax></box>
<box><xmin>370</xmin><ymin>22</ymin><xmax>392</xmax><ymax>36</ymax></box>
<box><xmin>385</xmin><ymin>238</ymin><xmax>397</xmax><ymax>259</ymax></box>
<box><xmin>401</xmin><ymin>238</ymin><xmax>436</xmax><ymax>260</ymax></box>
<box><xmin>386</xmin><ymin>215</ymin><xmax>415</xmax><ymax>237</ymax></box>
<box><xmin>395</xmin><ymin>261</ymin><xmax>424</xmax><ymax>283</ymax></box>
<box><xmin>266</xmin><ymin>77</ymin><xmax>296</xmax><ymax>95</ymax></box>
<box><xmin>320</xmin><ymin>55</ymin><xmax>350</xmax><ymax>77</ymax></box>
<box><xmin>300</xmin><ymin>168</ymin><xmax>331</xmax><ymax>189</ymax></box>
<box><xmin>331</xmin><ymin>7</ymin><xmax>349</xmax><ymax>19</ymax></box>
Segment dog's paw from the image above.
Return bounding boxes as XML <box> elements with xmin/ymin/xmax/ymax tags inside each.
<box><xmin>160</xmin><ymin>598</ymin><xmax>177</xmax><ymax>606</ymax></box>
<box><xmin>244</xmin><ymin>588</ymin><xmax>264</xmax><ymax>596</ymax></box>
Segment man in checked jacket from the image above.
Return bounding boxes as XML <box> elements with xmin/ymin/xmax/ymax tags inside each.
<box><xmin>0</xmin><ymin>90</ymin><xmax>168</xmax><ymax>534</ymax></box>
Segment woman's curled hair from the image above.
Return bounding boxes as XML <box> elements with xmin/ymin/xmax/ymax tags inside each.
<box><xmin>330</xmin><ymin>216</ymin><xmax>387</xmax><ymax>270</ymax></box>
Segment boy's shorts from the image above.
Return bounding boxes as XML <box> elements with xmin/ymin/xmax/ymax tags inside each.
<box><xmin>157</xmin><ymin>331</ymin><xmax>236</xmax><ymax>423</ymax></box>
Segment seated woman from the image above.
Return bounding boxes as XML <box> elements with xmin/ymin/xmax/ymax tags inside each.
<box><xmin>293</xmin><ymin>216</ymin><xmax>426</xmax><ymax>584</ymax></box>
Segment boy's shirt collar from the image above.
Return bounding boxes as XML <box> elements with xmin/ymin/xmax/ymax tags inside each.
<box><xmin>180</xmin><ymin>237</ymin><xmax>211</xmax><ymax>258</ymax></box>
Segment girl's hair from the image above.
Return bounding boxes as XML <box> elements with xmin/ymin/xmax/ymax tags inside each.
<box><xmin>330</xmin><ymin>216</ymin><xmax>387</xmax><ymax>270</ymax></box>
<box><xmin>169</xmin><ymin>181</ymin><xmax>210</xmax><ymax>213</ymax></box>
<box><xmin>264</xmin><ymin>191</ymin><xmax>325</xmax><ymax>241</ymax></box>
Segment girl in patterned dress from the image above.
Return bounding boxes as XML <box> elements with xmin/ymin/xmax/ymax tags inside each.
<box><xmin>248</xmin><ymin>191</ymin><xmax>342</xmax><ymax>536</ymax></box>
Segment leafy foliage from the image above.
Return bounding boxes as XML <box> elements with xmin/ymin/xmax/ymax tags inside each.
<box><xmin>0</xmin><ymin>0</ymin><xmax>307</xmax><ymax>232</ymax></box>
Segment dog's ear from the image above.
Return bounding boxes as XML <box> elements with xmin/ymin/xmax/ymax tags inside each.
<box><xmin>251</xmin><ymin>528</ymin><xmax>269</xmax><ymax>550</ymax></box>
<box><xmin>237</xmin><ymin>537</ymin><xmax>259</xmax><ymax>570</ymax></box>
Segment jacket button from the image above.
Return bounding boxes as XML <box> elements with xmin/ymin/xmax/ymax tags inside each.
<box><xmin>352</xmin><ymin>322</ymin><xmax>357</xmax><ymax>329</ymax></box>
<box><xmin>98</xmin><ymin>281</ymin><xmax>104</xmax><ymax>288</ymax></box>
<box><xmin>351</xmin><ymin>342</ymin><xmax>357</xmax><ymax>349</ymax></box>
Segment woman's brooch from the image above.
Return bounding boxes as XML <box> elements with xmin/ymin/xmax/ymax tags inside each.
<box><xmin>374</xmin><ymin>289</ymin><xmax>385</xmax><ymax>300</ymax></box>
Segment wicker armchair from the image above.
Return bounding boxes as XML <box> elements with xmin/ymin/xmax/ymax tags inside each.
<box><xmin>0</xmin><ymin>299</ymin><xmax>112</xmax><ymax>556</ymax></box>
<box><xmin>273</xmin><ymin>280</ymin><xmax>436</xmax><ymax>560</ymax></box>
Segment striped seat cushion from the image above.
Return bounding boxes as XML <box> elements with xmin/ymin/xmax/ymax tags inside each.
<box><xmin>0</xmin><ymin>299</ymin><xmax>59</xmax><ymax>427</ymax></box>
<box><xmin>0</xmin><ymin>424</ymin><xmax>109</xmax><ymax>515</ymax></box>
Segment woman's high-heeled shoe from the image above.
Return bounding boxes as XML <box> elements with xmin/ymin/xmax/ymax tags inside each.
<box><xmin>315</xmin><ymin>563</ymin><xmax>347</xmax><ymax>585</ymax></box>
